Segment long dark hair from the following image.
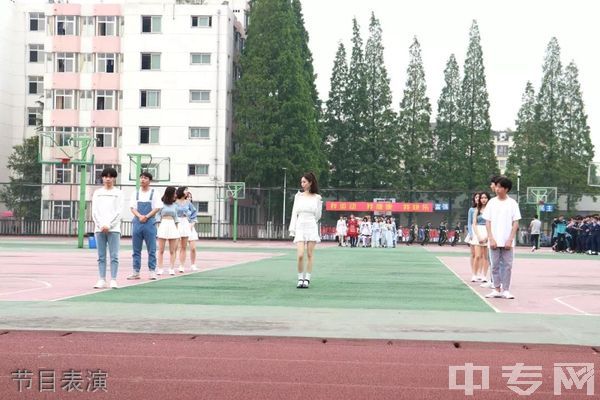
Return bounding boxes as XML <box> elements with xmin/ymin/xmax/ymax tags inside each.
<box><xmin>303</xmin><ymin>172</ymin><xmax>319</xmax><ymax>194</ymax></box>
<box><xmin>176</xmin><ymin>186</ymin><xmax>188</xmax><ymax>200</ymax></box>
<box><xmin>471</xmin><ymin>192</ymin><xmax>480</xmax><ymax>208</ymax></box>
<box><xmin>477</xmin><ymin>192</ymin><xmax>491</xmax><ymax>211</ymax></box>
<box><xmin>162</xmin><ymin>186</ymin><xmax>176</xmax><ymax>205</ymax></box>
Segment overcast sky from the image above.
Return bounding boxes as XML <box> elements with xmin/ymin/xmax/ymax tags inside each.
<box><xmin>301</xmin><ymin>0</ymin><xmax>600</xmax><ymax>160</ymax></box>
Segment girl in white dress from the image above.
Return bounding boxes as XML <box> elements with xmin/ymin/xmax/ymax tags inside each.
<box><xmin>288</xmin><ymin>172</ymin><xmax>322</xmax><ymax>289</ymax></box>
<box><xmin>335</xmin><ymin>216</ymin><xmax>347</xmax><ymax>247</ymax></box>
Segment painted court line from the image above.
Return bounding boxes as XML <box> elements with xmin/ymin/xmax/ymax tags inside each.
<box><xmin>0</xmin><ymin>278</ymin><xmax>52</xmax><ymax>297</ymax></box>
<box><xmin>50</xmin><ymin>252</ymin><xmax>286</xmax><ymax>302</ymax></box>
<box><xmin>435</xmin><ymin>256</ymin><xmax>500</xmax><ymax>313</ymax></box>
<box><xmin>553</xmin><ymin>294</ymin><xmax>597</xmax><ymax>316</ymax></box>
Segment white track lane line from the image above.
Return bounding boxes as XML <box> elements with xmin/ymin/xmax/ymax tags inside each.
<box><xmin>436</xmin><ymin>257</ymin><xmax>500</xmax><ymax>313</ymax></box>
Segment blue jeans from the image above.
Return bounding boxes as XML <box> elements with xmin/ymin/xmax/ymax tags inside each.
<box><xmin>95</xmin><ymin>231</ymin><xmax>120</xmax><ymax>279</ymax></box>
<box><xmin>132</xmin><ymin>220</ymin><xmax>157</xmax><ymax>272</ymax></box>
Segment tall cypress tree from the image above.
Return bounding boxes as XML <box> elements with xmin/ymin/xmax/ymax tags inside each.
<box><xmin>558</xmin><ymin>61</ymin><xmax>594</xmax><ymax>209</ymax></box>
<box><xmin>506</xmin><ymin>81</ymin><xmax>541</xmax><ymax>189</ymax></box>
<box><xmin>459</xmin><ymin>20</ymin><xmax>498</xmax><ymax>190</ymax></box>
<box><xmin>343</xmin><ymin>18</ymin><xmax>368</xmax><ymax>190</ymax></box>
<box><xmin>433</xmin><ymin>54</ymin><xmax>462</xmax><ymax>190</ymax></box>
<box><xmin>397</xmin><ymin>37</ymin><xmax>432</xmax><ymax>192</ymax></box>
<box><xmin>232</xmin><ymin>0</ymin><xmax>324</xmax><ymax>214</ymax></box>
<box><xmin>362</xmin><ymin>12</ymin><xmax>396</xmax><ymax>188</ymax></box>
<box><xmin>324</xmin><ymin>43</ymin><xmax>350</xmax><ymax>189</ymax></box>
<box><xmin>535</xmin><ymin>37</ymin><xmax>563</xmax><ymax>186</ymax></box>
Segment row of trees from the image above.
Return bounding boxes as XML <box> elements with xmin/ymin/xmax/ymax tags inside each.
<box><xmin>233</xmin><ymin>0</ymin><xmax>594</xmax><ymax>210</ymax></box>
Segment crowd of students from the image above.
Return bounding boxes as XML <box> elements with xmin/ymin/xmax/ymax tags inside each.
<box><xmin>90</xmin><ymin>167</ymin><xmax>199</xmax><ymax>289</ymax></box>
<box><xmin>335</xmin><ymin>215</ymin><xmax>399</xmax><ymax>248</ymax></box>
<box><xmin>550</xmin><ymin>214</ymin><xmax>600</xmax><ymax>255</ymax></box>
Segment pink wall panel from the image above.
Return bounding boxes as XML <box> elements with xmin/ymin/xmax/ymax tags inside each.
<box><xmin>51</xmin><ymin>4</ymin><xmax>82</xmax><ymax>15</ymax></box>
<box><xmin>92</xmin><ymin>73</ymin><xmax>120</xmax><ymax>90</ymax></box>
<box><xmin>92</xmin><ymin>36</ymin><xmax>121</xmax><ymax>53</ymax></box>
<box><xmin>50</xmin><ymin>110</ymin><xmax>80</xmax><ymax>126</ymax></box>
<box><xmin>52</xmin><ymin>36</ymin><xmax>81</xmax><ymax>52</ymax></box>
<box><xmin>53</xmin><ymin>73</ymin><xmax>80</xmax><ymax>90</ymax></box>
<box><xmin>91</xmin><ymin>111</ymin><xmax>120</xmax><ymax>127</ymax></box>
<box><xmin>93</xmin><ymin>4</ymin><xmax>123</xmax><ymax>16</ymax></box>
<box><xmin>93</xmin><ymin>148</ymin><xmax>120</xmax><ymax>164</ymax></box>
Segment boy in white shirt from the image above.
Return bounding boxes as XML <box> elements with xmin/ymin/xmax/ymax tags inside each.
<box><xmin>482</xmin><ymin>177</ymin><xmax>521</xmax><ymax>299</ymax></box>
<box><xmin>92</xmin><ymin>167</ymin><xmax>124</xmax><ymax>289</ymax></box>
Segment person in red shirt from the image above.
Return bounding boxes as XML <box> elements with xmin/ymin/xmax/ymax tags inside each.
<box><xmin>347</xmin><ymin>214</ymin><xmax>359</xmax><ymax>247</ymax></box>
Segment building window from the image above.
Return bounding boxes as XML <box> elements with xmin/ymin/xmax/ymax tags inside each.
<box><xmin>28</xmin><ymin>76</ymin><xmax>43</xmax><ymax>95</ymax></box>
<box><xmin>54</xmin><ymin>90</ymin><xmax>75</xmax><ymax>110</ymax></box>
<box><xmin>141</xmin><ymin>16</ymin><xmax>161</xmax><ymax>33</ymax></box>
<box><xmin>79</xmin><ymin>90</ymin><xmax>93</xmax><ymax>110</ymax></box>
<box><xmin>56</xmin><ymin>52</ymin><xmax>76</xmax><ymax>73</ymax></box>
<box><xmin>27</xmin><ymin>107</ymin><xmax>42</xmax><ymax>126</ymax></box>
<box><xmin>52</xmin><ymin>127</ymin><xmax>74</xmax><ymax>146</ymax></box>
<box><xmin>496</xmin><ymin>145</ymin><xmax>509</xmax><ymax>157</ymax></box>
<box><xmin>97</xmin><ymin>16</ymin><xmax>117</xmax><ymax>36</ymax></box>
<box><xmin>140</xmin><ymin>90</ymin><xmax>160</xmax><ymax>108</ymax></box>
<box><xmin>29</xmin><ymin>44</ymin><xmax>44</xmax><ymax>63</ymax></box>
<box><xmin>52</xmin><ymin>200</ymin><xmax>73</xmax><ymax>219</ymax></box>
<box><xmin>97</xmin><ymin>53</ymin><xmax>116</xmax><ymax>73</ymax></box>
<box><xmin>54</xmin><ymin>165</ymin><xmax>73</xmax><ymax>184</ymax></box>
<box><xmin>190</xmin><ymin>90</ymin><xmax>210</xmax><ymax>103</ymax></box>
<box><xmin>191</xmin><ymin>16</ymin><xmax>212</xmax><ymax>28</ymax></box>
<box><xmin>56</xmin><ymin>16</ymin><xmax>76</xmax><ymax>36</ymax></box>
<box><xmin>140</xmin><ymin>127</ymin><xmax>159</xmax><ymax>144</ymax></box>
<box><xmin>188</xmin><ymin>164</ymin><xmax>209</xmax><ymax>176</ymax></box>
<box><xmin>95</xmin><ymin>128</ymin><xmax>115</xmax><ymax>148</ymax></box>
<box><xmin>190</xmin><ymin>53</ymin><xmax>211</xmax><ymax>65</ymax></box>
<box><xmin>141</xmin><ymin>53</ymin><xmax>161</xmax><ymax>70</ymax></box>
<box><xmin>189</xmin><ymin>127</ymin><xmax>209</xmax><ymax>139</ymax></box>
<box><xmin>29</xmin><ymin>12</ymin><xmax>45</xmax><ymax>31</ymax></box>
<box><xmin>194</xmin><ymin>201</ymin><xmax>209</xmax><ymax>213</ymax></box>
<box><xmin>96</xmin><ymin>90</ymin><xmax>115</xmax><ymax>110</ymax></box>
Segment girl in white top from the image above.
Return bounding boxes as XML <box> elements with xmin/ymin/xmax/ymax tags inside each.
<box><xmin>288</xmin><ymin>172</ymin><xmax>322</xmax><ymax>289</ymax></box>
<box><xmin>336</xmin><ymin>216</ymin><xmax>347</xmax><ymax>247</ymax></box>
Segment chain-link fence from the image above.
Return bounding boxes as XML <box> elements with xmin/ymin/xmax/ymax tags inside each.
<box><xmin>1</xmin><ymin>182</ymin><xmax>598</xmax><ymax>245</ymax></box>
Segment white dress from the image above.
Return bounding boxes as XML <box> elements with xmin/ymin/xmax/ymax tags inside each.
<box><xmin>288</xmin><ymin>192</ymin><xmax>323</xmax><ymax>243</ymax></box>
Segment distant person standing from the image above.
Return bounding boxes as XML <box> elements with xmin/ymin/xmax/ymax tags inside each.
<box><xmin>529</xmin><ymin>215</ymin><xmax>542</xmax><ymax>252</ymax></box>
<box><xmin>483</xmin><ymin>177</ymin><xmax>521</xmax><ymax>299</ymax></box>
<box><xmin>289</xmin><ymin>172</ymin><xmax>323</xmax><ymax>289</ymax></box>
<box><xmin>92</xmin><ymin>167</ymin><xmax>124</xmax><ymax>289</ymax></box>
<box><xmin>128</xmin><ymin>171</ymin><xmax>162</xmax><ymax>281</ymax></box>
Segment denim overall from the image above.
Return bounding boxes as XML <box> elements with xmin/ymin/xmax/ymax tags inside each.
<box><xmin>132</xmin><ymin>189</ymin><xmax>157</xmax><ymax>272</ymax></box>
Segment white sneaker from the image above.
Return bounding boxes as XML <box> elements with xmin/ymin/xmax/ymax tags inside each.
<box><xmin>471</xmin><ymin>275</ymin><xmax>478</xmax><ymax>282</ymax></box>
<box><xmin>178</xmin><ymin>266</ymin><xmax>185</xmax><ymax>273</ymax></box>
<box><xmin>169</xmin><ymin>268</ymin><xmax>175</xmax><ymax>275</ymax></box>
<box><xmin>480</xmin><ymin>281</ymin><xmax>493</xmax><ymax>288</ymax></box>
<box><xmin>94</xmin><ymin>279</ymin><xmax>106</xmax><ymax>289</ymax></box>
<box><xmin>190</xmin><ymin>264</ymin><xmax>198</xmax><ymax>271</ymax></box>
<box><xmin>502</xmin><ymin>290</ymin><xmax>515</xmax><ymax>299</ymax></box>
<box><xmin>109</xmin><ymin>280</ymin><xmax>118</xmax><ymax>289</ymax></box>
<box><xmin>476</xmin><ymin>276</ymin><xmax>484</xmax><ymax>281</ymax></box>
<box><xmin>485</xmin><ymin>290</ymin><xmax>503</xmax><ymax>298</ymax></box>
<box><xmin>149</xmin><ymin>272</ymin><xmax>158</xmax><ymax>280</ymax></box>
<box><xmin>156</xmin><ymin>268</ymin><xmax>164</xmax><ymax>275</ymax></box>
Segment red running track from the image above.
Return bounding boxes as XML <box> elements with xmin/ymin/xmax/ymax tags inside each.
<box><xmin>0</xmin><ymin>331</ymin><xmax>598</xmax><ymax>399</ymax></box>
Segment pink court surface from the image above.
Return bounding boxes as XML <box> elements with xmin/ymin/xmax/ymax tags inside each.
<box><xmin>1</xmin><ymin>237</ymin><xmax>599</xmax><ymax>399</ymax></box>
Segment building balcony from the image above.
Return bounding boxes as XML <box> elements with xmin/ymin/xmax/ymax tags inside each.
<box><xmin>92</xmin><ymin>36</ymin><xmax>121</xmax><ymax>53</ymax></box>
<box><xmin>51</xmin><ymin>73</ymin><xmax>80</xmax><ymax>90</ymax></box>
<box><xmin>93</xmin><ymin>4</ymin><xmax>122</xmax><ymax>16</ymax></box>
<box><xmin>51</xmin><ymin>36</ymin><xmax>81</xmax><ymax>52</ymax></box>
<box><xmin>49</xmin><ymin>109</ymin><xmax>79</xmax><ymax>126</ymax></box>
<box><xmin>49</xmin><ymin>3</ymin><xmax>82</xmax><ymax>16</ymax></box>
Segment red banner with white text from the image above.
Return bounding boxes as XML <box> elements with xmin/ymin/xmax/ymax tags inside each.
<box><xmin>325</xmin><ymin>201</ymin><xmax>434</xmax><ymax>213</ymax></box>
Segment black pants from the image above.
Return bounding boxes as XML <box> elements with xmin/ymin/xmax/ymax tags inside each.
<box><xmin>530</xmin><ymin>234</ymin><xmax>539</xmax><ymax>249</ymax></box>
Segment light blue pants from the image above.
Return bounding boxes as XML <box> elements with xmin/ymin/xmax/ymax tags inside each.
<box><xmin>132</xmin><ymin>220</ymin><xmax>157</xmax><ymax>272</ymax></box>
<box><xmin>95</xmin><ymin>231</ymin><xmax>120</xmax><ymax>279</ymax></box>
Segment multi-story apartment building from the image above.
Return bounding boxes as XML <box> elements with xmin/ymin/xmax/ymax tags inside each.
<box><xmin>492</xmin><ymin>130</ymin><xmax>514</xmax><ymax>174</ymax></box>
<box><xmin>1</xmin><ymin>0</ymin><xmax>247</xmax><ymax>225</ymax></box>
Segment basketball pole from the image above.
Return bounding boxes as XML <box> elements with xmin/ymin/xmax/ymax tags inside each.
<box><xmin>75</xmin><ymin>136</ymin><xmax>92</xmax><ymax>249</ymax></box>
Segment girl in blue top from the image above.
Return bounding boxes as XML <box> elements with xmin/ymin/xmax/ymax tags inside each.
<box><xmin>467</xmin><ymin>192</ymin><xmax>479</xmax><ymax>282</ymax></box>
<box><xmin>471</xmin><ymin>192</ymin><xmax>490</xmax><ymax>283</ymax></box>
<box><xmin>175</xmin><ymin>186</ymin><xmax>193</xmax><ymax>272</ymax></box>
<box><xmin>156</xmin><ymin>186</ymin><xmax>180</xmax><ymax>276</ymax></box>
